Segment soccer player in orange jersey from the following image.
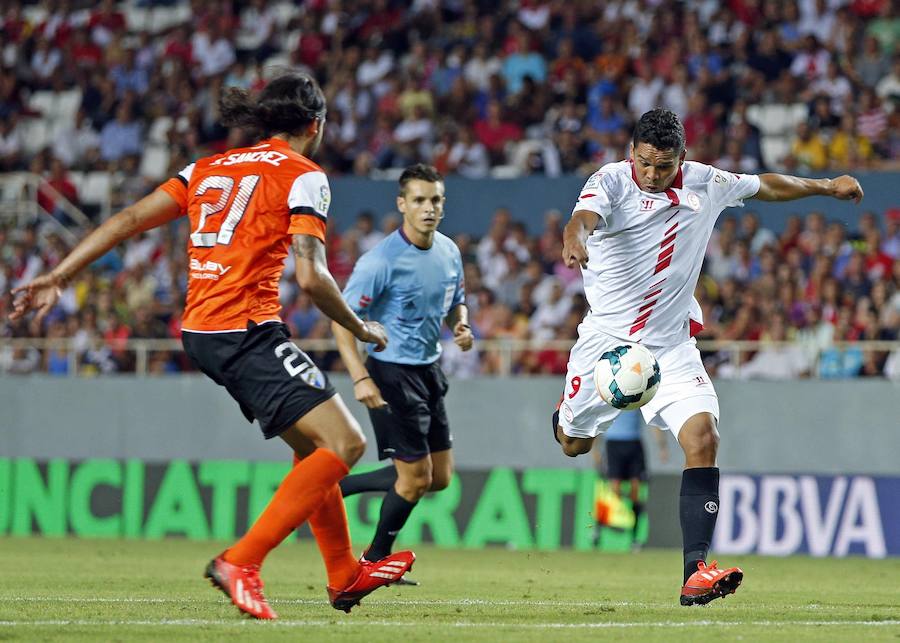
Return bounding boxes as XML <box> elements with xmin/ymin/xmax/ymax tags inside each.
<box><xmin>9</xmin><ymin>73</ymin><xmax>414</xmax><ymax>619</ymax></box>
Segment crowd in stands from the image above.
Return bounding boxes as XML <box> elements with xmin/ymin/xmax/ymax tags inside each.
<box><xmin>0</xmin><ymin>0</ymin><xmax>899</xmax><ymax>210</ymax></box>
<box><xmin>1</xmin><ymin>203</ymin><xmax>898</xmax><ymax>378</ymax></box>
<box><xmin>0</xmin><ymin>0</ymin><xmax>898</xmax><ymax>377</ymax></box>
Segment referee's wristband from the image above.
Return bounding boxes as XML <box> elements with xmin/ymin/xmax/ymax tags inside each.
<box><xmin>353</xmin><ymin>376</ymin><xmax>372</xmax><ymax>385</ymax></box>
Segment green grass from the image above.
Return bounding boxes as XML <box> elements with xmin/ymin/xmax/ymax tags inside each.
<box><xmin>1</xmin><ymin>537</ymin><xmax>898</xmax><ymax>642</ymax></box>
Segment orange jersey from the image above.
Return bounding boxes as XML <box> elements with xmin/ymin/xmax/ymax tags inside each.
<box><xmin>158</xmin><ymin>138</ymin><xmax>331</xmax><ymax>332</ymax></box>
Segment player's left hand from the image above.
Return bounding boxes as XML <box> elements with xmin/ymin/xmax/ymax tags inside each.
<box><xmin>453</xmin><ymin>322</ymin><xmax>474</xmax><ymax>351</ymax></box>
<box><xmin>830</xmin><ymin>175</ymin><xmax>864</xmax><ymax>203</ymax></box>
<box><xmin>8</xmin><ymin>273</ymin><xmax>63</xmax><ymax>323</ymax></box>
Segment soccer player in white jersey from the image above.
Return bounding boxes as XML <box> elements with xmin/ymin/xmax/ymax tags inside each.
<box><xmin>556</xmin><ymin>109</ymin><xmax>863</xmax><ymax>606</ymax></box>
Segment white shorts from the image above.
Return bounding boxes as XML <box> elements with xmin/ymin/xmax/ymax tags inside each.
<box><xmin>558</xmin><ymin>325</ymin><xmax>719</xmax><ymax>440</ymax></box>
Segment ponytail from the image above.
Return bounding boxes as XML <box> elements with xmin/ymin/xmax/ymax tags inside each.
<box><xmin>218</xmin><ymin>73</ymin><xmax>327</xmax><ymax>138</ymax></box>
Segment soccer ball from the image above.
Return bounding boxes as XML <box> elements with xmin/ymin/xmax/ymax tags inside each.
<box><xmin>593</xmin><ymin>344</ymin><xmax>661</xmax><ymax>410</ymax></box>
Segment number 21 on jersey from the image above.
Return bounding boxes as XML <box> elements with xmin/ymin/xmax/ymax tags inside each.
<box><xmin>190</xmin><ymin>174</ymin><xmax>260</xmax><ymax>247</ymax></box>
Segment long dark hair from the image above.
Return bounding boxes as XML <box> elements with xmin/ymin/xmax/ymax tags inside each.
<box><xmin>219</xmin><ymin>73</ymin><xmax>326</xmax><ymax>138</ymax></box>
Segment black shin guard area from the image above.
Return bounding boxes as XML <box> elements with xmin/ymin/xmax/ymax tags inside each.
<box><xmin>340</xmin><ymin>465</ymin><xmax>398</xmax><ymax>497</ymax></box>
<box><xmin>680</xmin><ymin>467</ymin><xmax>720</xmax><ymax>583</ymax></box>
<box><xmin>365</xmin><ymin>487</ymin><xmax>417</xmax><ymax>562</ymax></box>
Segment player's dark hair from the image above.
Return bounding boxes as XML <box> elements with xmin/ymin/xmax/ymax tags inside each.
<box><xmin>219</xmin><ymin>73</ymin><xmax>326</xmax><ymax>138</ymax></box>
<box><xmin>632</xmin><ymin>108</ymin><xmax>685</xmax><ymax>154</ymax></box>
<box><xmin>398</xmin><ymin>164</ymin><xmax>444</xmax><ymax>195</ymax></box>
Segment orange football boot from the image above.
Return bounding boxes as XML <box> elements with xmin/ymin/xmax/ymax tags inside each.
<box><xmin>680</xmin><ymin>560</ymin><xmax>743</xmax><ymax>606</ymax></box>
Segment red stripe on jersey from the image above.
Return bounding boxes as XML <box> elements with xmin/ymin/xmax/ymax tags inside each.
<box><xmin>664</xmin><ymin>188</ymin><xmax>680</xmax><ymax>206</ymax></box>
<box><xmin>629</xmin><ymin>320</ymin><xmax>647</xmax><ymax>335</ymax></box>
<box><xmin>653</xmin><ymin>256</ymin><xmax>673</xmax><ymax>274</ymax></box>
<box><xmin>579</xmin><ymin>193</ymin><xmax>596</xmax><ymax>199</ymax></box>
<box><xmin>632</xmin><ymin>309</ymin><xmax>653</xmax><ymax>325</ymax></box>
<box><xmin>660</xmin><ymin>233</ymin><xmax>677</xmax><ymax>248</ymax></box>
<box><xmin>639</xmin><ymin>299</ymin><xmax>657</xmax><ymax>312</ymax></box>
<box><xmin>658</xmin><ymin>244</ymin><xmax>675</xmax><ymax>262</ymax></box>
<box><xmin>665</xmin><ymin>221</ymin><xmax>679</xmax><ymax>235</ymax></box>
<box><xmin>643</xmin><ymin>287</ymin><xmax>663</xmax><ymax>300</ymax></box>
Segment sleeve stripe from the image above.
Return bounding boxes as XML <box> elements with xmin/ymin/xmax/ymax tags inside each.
<box><xmin>290</xmin><ymin>206</ymin><xmax>327</xmax><ymax>223</ymax></box>
<box><xmin>175</xmin><ymin>175</ymin><xmax>188</xmax><ymax>187</ymax></box>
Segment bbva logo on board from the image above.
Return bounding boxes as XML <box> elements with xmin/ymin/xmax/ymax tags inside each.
<box><xmin>713</xmin><ymin>475</ymin><xmax>889</xmax><ymax>558</ymax></box>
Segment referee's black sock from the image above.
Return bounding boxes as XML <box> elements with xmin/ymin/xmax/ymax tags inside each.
<box><xmin>631</xmin><ymin>500</ymin><xmax>643</xmax><ymax>542</ymax></box>
<box><xmin>680</xmin><ymin>467</ymin><xmax>719</xmax><ymax>584</ymax></box>
<box><xmin>364</xmin><ymin>487</ymin><xmax>417</xmax><ymax>562</ymax></box>
<box><xmin>339</xmin><ymin>465</ymin><xmax>398</xmax><ymax>497</ymax></box>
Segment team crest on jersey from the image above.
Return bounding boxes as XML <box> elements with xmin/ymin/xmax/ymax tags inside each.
<box><xmin>316</xmin><ymin>185</ymin><xmax>331</xmax><ymax>214</ymax></box>
<box><xmin>584</xmin><ymin>172</ymin><xmax>604</xmax><ymax>190</ymax></box>
<box><xmin>686</xmin><ymin>193</ymin><xmax>701</xmax><ymax>211</ymax></box>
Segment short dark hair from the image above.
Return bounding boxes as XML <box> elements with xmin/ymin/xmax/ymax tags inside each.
<box><xmin>219</xmin><ymin>72</ymin><xmax>326</xmax><ymax>138</ymax></box>
<box><xmin>632</xmin><ymin>109</ymin><xmax>685</xmax><ymax>154</ymax></box>
<box><xmin>398</xmin><ymin>164</ymin><xmax>443</xmax><ymax>195</ymax></box>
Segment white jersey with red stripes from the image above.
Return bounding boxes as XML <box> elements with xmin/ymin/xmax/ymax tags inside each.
<box><xmin>572</xmin><ymin>160</ymin><xmax>760</xmax><ymax>347</ymax></box>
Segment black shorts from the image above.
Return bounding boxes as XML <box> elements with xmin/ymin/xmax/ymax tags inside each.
<box><xmin>366</xmin><ymin>357</ymin><xmax>452</xmax><ymax>462</ymax></box>
<box><xmin>605</xmin><ymin>439</ymin><xmax>646</xmax><ymax>481</ymax></box>
<box><xmin>182</xmin><ymin>322</ymin><xmax>336</xmax><ymax>439</ymax></box>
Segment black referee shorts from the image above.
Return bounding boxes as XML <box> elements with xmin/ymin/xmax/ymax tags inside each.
<box><xmin>605</xmin><ymin>439</ymin><xmax>646</xmax><ymax>481</ymax></box>
<box><xmin>182</xmin><ymin>322</ymin><xmax>336</xmax><ymax>439</ymax></box>
<box><xmin>365</xmin><ymin>357</ymin><xmax>452</xmax><ymax>462</ymax></box>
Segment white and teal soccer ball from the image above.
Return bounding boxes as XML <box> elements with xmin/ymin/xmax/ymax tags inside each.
<box><xmin>593</xmin><ymin>344</ymin><xmax>661</xmax><ymax>410</ymax></box>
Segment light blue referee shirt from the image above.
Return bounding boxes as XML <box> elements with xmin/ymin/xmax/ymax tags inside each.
<box><xmin>605</xmin><ymin>410</ymin><xmax>642</xmax><ymax>441</ymax></box>
<box><xmin>342</xmin><ymin>229</ymin><xmax>465</xmax><ymax>365</ymax></box>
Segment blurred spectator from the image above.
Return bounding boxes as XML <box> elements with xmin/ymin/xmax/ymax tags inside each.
<box><xmin>474</xmin><ymin>100</ymin><xmax>523</xmax><ymax>164</ymax></box>
<box><xmin>100</xmin><ymin>103</ymin><xmax>142</xmax><ymax>163</ymax></box>
<box><xmin>789</xmin><ymin>122</ymin><xmax>829</xmax><ymax>171</ymax></box>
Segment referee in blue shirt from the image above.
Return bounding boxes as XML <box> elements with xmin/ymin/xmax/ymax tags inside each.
<box><xmin>333</xmin><ymin>165</ymin><xmax>473</xmax><ymax>573</ymax></box>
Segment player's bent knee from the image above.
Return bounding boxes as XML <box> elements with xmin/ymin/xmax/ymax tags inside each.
<box><xmin>398</xmin><ymin>474</ymin><xmax>431</xmax><ymax>500</ymax></box>
<box><xmin>679</xmin><ymin>416</ymin><xmax>719</xmax><ymax>465</ymax></box>
<box><xmin>396</xmin><ymin>460</ymin><xmax>433</xmax><ymax>499</ymax></box>
<box><xmin>429</xmin><ymin>473</ymin><xmax>451</xmax><ymax>491</ymax></box>
<box><xmin>560</xmin><ymin>437</ymin><xmax>592</xmax><ymax>458</ymax></box>
<box><xmin>344</xmin><ymin>433</ymin><xmax>367</xmax><ymax>464</ymax></box>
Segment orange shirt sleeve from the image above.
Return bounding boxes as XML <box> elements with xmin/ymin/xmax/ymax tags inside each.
<box><xmin>287</xmin><ymin>209</ymin><xmax>327</xmax><ymax>242</ymax></box>
<box><xmin>157</xmin><ymin>177</ymin><xmax>188</xmax><ymax>212</ymax></box>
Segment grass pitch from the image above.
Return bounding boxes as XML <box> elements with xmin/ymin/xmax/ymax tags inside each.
<box><xmin>1</xmin><ymin>537</ymin><xmax>898</xmax><ymax>641</ymax></box>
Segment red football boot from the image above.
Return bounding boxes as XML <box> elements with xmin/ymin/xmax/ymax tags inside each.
<box><xmin>204</xmin><ymin>554</ymin><xmax>277</xmax><ymax>619</ymax></box>
<box><xmin>327</xmin><ymin>550</ymin><xmax>416</xmax><ymax>613</ymax></box>
<box><xmin>680</xmin><ymin>560</ymin><xmax>744</xmax><ymax>606</ymax></box>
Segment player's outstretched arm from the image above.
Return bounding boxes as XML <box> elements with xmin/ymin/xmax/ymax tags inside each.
<box><xmin>753</xmin><ymin>173</ymin><xmax>863</xmax><ymax>203</ymax></box>
<box><xmin>292</xmin><ymin>234</ymin><xmax>387</xmax><ymax>351</ymax></box>
<box><xmin>562</xmin><ymin>210</ymin><xmax>601</xmax><ymax>269</ymax></box>
<box><xmin>445</xmin><ymin>304</ymin><xmax>474</xmax><ymax>351</ymax></box>
<box><xmin>8</xmin><ymin>190</ymin><xmax>183</xmax><ymax>323</ymax></box>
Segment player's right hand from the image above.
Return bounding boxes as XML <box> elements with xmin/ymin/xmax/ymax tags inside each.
<box><xmin>354</xmin><ymin>377</ymin><xmax>388</xmax><ymax>409</ymax></box>
<box><xmin>358</xmin><ymin>320</ymin><xmax>388</xmax><ymax>352</ymax></box>
<box><xmin>8</xmin><ymin>273</ymin><xmax>63</xmax><ymax>323</ymax></box>
<box><xmin>562</xmin><ymin>238</ymin><xmax>589</xmax><ymax>269</ymax></box>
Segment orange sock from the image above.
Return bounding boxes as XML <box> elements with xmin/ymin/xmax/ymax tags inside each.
<box><xmin>225</xmin><ymin>448</ymin><xmax>348</xmax><ymax>567</ymax></box>
<box><xmin>308</xmin><ymin>484</ymin><xmax>360</xmax><ymax>589</ymax></box>
<box><xmin>290</xmin><ymin>453</ymin><xmax>359</xmax><ymax>589</ymax></box>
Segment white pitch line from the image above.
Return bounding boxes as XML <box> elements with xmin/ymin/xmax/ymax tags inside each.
<box><xmin>10</xmin><ymin>597</ymin><xmax>652</xmax><ymax>607</ymax></box>
<box><xmin>3</xmin><ymin>597</ymin><xmax>856</xmax><ymax>611</ymax></box>
<box><xmin>0</xmin><ymin>619</ymin><xmax>897</xmax><ymax>629</ymax></box>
